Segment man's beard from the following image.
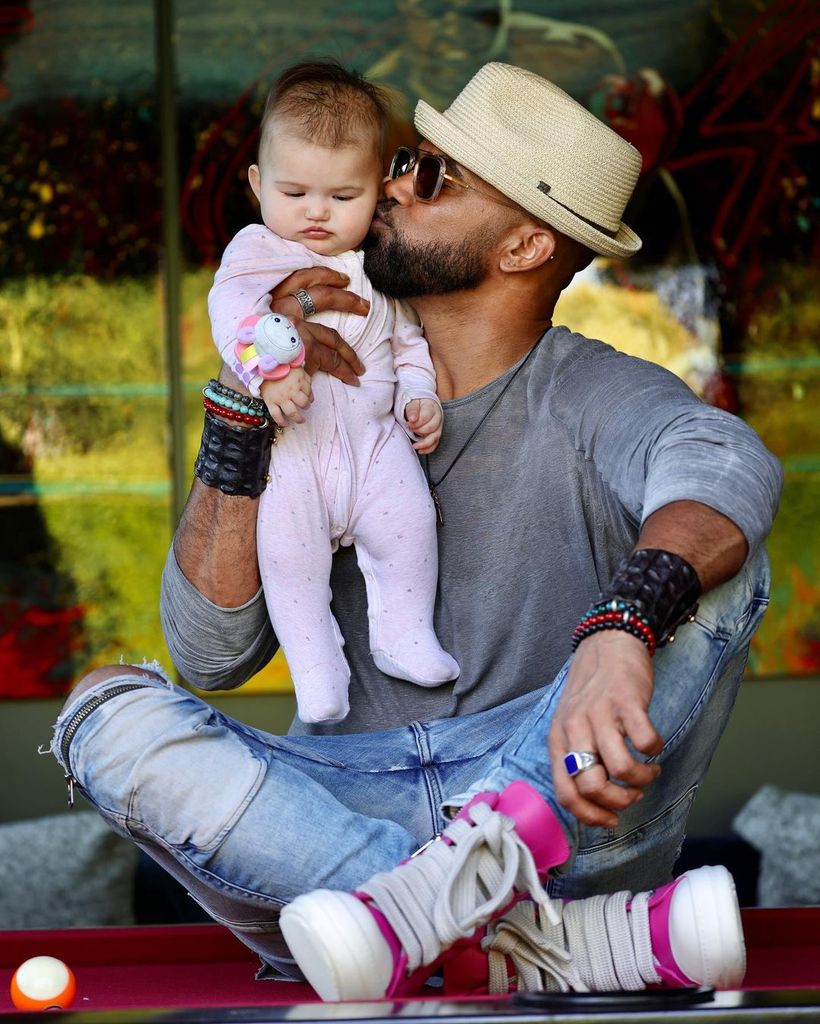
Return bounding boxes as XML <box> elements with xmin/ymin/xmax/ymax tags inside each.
<box><xmin>363</xmin><ymin>211</ymin><xmax>491</xmax><ymax>299</ymax></box>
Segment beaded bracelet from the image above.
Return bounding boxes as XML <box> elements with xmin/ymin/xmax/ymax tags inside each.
<box><xmin>204</xmin><ymin>380</ymin><xmax>267</xmax><ymax>417</ymax></box>
<box><xmin>571</xmin><ymin>549</ymin><xmax>701</xmax><ymax>658</ymax></box>
<box><xmin>202</xmin><ymin>385</ymin><xmax>268</xmax><ymax>430</ymax></box>
<box><xmin>207</xmin><ymin>377</ymin><xmax>266</xmax><ymax>411</ymax></box>
<box><xmin>202</xmin><ymin>393</ymin><xmax>267</xmax><ymax>428</ymax></box>
<box><xmin>571</xmin><ymin>597</ymin><xmax>657</xmax><ymax>656</ymax></box>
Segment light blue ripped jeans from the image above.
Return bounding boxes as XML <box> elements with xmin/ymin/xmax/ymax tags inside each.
<box><xmin>50</xmin><ymin>549</ymin><xmax>769</xmax><ymax>977</ymax></box>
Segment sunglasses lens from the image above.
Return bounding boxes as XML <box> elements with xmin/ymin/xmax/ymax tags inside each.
<box><xmin>415</xmin><ymin>155</ymin><xmax>442</xmax><ymax>200</ymax></box>
<box><xmin>389</xmin><ymin>148</ymin><xmax>414</xmax><ymax>179</ymax></box>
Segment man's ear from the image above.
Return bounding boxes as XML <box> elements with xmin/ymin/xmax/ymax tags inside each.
<box><xmin>499</xmin><ymin>224</ymin><xmax>556</xmax><ymax>273</ymax></box>
<box><xmin>248</xmin><ymin>164</ymin><xmax>262</xmax><ymax>204</ymax></box>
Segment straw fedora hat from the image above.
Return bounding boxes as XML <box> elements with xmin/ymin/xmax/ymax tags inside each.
<box><xmin>414</xmin><ymin>62</ymin><xmax>642</xmax><ymax>259</ymax></box>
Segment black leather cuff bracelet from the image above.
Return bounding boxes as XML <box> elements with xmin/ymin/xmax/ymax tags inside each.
<box><xmin>194</xmin><ymin>408</ymin><xmax>273</xmax><ymax>498</ymax></box>
<box><xmin>603</xmin><ymin>548</ymin><xmax>702</xmax><ymax>646</ymax></box>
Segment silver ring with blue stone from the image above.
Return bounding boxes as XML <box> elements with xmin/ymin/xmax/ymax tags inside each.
<box><xmin>564</xmin><ymin>750</ymin><xmax>601</xmax><ymax>777</ymax></box>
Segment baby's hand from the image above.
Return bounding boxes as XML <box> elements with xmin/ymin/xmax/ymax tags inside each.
<box><xmin>405</xmin><ymin>398</ymin><xmax>443</xmax><ymax>454</ymax></box>
<box><xmin>261</xmin><ymin>368</ymin><xmax>313</xmax><ymax>428</ymax></box>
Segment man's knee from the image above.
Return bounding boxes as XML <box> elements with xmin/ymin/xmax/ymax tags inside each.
<box><xmin>63</xmin><ymin>664</ymin><xmax>167</xmax><ymax>711</ymax></box>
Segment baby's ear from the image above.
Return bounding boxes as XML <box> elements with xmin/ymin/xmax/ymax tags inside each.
<box><xmin>248</xmin><ymin>165</ymin><xmax>262</xmax><ymax>203</ymax></box>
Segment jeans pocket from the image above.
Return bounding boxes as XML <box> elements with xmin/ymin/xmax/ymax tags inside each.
<box><xmin>128</xmin><ymin>707</ymin><xmax>267</xmax><ymax>853</ymax></box>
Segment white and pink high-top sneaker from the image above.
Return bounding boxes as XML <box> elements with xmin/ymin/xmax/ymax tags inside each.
<box><xmin>280</xmin><ymin>781</ymin><xmax>746</xmax><ymax>1001</ymax></box>
<box><xmin>446</xmin><ymin>865</ymin><xmax>746</xmax><ymax>995</ymax></box>
<box><xmin>281</xmin><ymin>781</ymin><xmax>569</xmax><ymax>1000</ymax></box>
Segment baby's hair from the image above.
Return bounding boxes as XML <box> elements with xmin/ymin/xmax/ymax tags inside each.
<box><xmin>259</xmin><ymin>59</ymin><xmax>391</xmax><ymax>163</ymax></box>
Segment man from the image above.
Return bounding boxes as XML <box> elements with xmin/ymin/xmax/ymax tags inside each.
<box><xmin>53</xmin><ymin>64</ymin><xmax>781</xmax><ymax>999</ymax></box>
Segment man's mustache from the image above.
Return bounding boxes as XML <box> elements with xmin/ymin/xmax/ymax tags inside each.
<box><xmin>376</xmin><ymin>198</ymin><xmax>398</xmax><ymax>222</ymax></box>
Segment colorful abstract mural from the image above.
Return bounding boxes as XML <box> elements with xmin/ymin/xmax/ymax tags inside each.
<box><xmin>0</xmin><ymin>0</ymin><xmax>817</xmax><ymax>695</ymax></box>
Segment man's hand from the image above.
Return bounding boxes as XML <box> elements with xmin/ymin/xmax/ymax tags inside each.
<box><xmin>269</xmin><ymin>268</ymin><xmax>367</xmax><ymax>386</ymax></box>
<box><xmin>547</xmin><ymin>630</ymin><xmax>663</xmax><ymax>829</ymax></box>
<box><xmin>546</xmin><ymin>501</ymin><xmax>748</xmax><ymax>829</ymax></box>
<box><xmin>261</xmin><ymin>369</ymin><xmax>313</xmax><ymax>428</ymax></box>
<box><xmin>406</xmin><ymin>398</ymin><xmax>443</xmax><ymax>454</ymax></box>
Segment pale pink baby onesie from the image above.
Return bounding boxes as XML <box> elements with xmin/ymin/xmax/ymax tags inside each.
<box><xmin>209</xmin><ymin>224</ymin><xmax>459</xmax><ymax>723</ymax></box>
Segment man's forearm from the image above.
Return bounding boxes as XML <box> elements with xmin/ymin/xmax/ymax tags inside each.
<box><xmin>637</xmin><ymin>499</ymin><xmax>748</xmax><ymax>592</ymax></box>
<box><xmin>174</xmin><ymin>479</ymin><xmax>263</xmax><ymax>606</ymax></box>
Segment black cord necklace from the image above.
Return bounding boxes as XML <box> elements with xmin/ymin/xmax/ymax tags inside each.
<box><xmin>424</xmin><ymin>334</ymin><xmax>545</xmax><ymax>526</ymax></box>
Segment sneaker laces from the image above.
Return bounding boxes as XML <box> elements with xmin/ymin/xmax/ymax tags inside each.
<box><xmin>483</xmin><ymin>900</ymin><xmax>584</xmax><ymax>993</ymax></box>
<box><xmin>483</xmin><ymin>889</ymin><xmax>664</xmax><ymax>994</ymax></box>
<box><xmin>359</xmin><ymin>800</ymin><xmax>555</xmax><ymax>972</ymax></box>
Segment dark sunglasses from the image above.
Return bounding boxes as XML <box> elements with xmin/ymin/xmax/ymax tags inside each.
<box><xmin>387</xmin><ymin>146</ymin><xmax>521</xmax><ymax>210</ymax></box>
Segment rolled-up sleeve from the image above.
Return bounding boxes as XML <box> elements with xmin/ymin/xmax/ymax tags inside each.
<box><xmin>550</xmin><ymin>345</ymin><xmax>784</xmax><ymax>559</ymax></box>
<box><xmin>639</xmin><ymin>405</ymin><xmax>784</xmax><ymax>554</ymax></box>
<box><xmin>160</xmin><ymin>546</ymin><xmax>279</xmax><ymax>690</ymax></box>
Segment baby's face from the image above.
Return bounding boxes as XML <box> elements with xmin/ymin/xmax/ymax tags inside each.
<box><xmin>249</xmin><ymin>126</ymin><xmax>382</xmax><ymax>257</ymax></box>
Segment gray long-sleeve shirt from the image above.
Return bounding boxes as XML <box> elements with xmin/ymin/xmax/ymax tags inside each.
<box><xmin>161</xmin><ymin>326</ymin><xmax>783</xmax><ymax>735</ymax></box>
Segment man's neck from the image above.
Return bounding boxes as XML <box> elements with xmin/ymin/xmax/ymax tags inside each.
<box><xmin>414</xmin><ymin>288</ymin><xmax>554</xmax><ymax>401</ymax></box>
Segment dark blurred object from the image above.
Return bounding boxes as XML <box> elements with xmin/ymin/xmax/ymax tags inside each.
<box><xmin>0</xmin><ymin>433</ymin><xmax>87</xmax><ymax>698</ymax></box>
<box><xmin>675</xmin><ymin>834</ymin><xmax>760</xmax><ymax>908</ymax></box>
<box><xmin>134</xmin><ymin>850</ymin><xmax>211</xmax><ymax>925</ymax></box>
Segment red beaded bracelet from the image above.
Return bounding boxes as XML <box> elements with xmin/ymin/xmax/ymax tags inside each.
<box><xmin>202</xmin><ymin>395</ymin><xmax>268</xmax><ymax>429</ymax></box>
<box><xmin>571</xmin><ymin>600</ymin><xmax>657</xmax><ymax>656</ymax></box>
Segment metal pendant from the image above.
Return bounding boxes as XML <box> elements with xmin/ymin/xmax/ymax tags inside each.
<box><xmin>430</xmin><ymin>487</ymin><xmax>444</xmax><ymax>527</ymax></box>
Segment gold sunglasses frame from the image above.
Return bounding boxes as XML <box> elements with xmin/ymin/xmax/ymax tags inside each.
<box><xmin>388</xmin><ymin>147</ymin><xmax>521</xmax><ymax>212</ymax></box>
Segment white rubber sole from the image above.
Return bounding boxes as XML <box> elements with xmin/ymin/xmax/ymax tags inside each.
<box><xmin>669</xmin><ymin>865</ymin><xmax>746</xmax><ymax>988</ymax></box>
<box><xmin>280</xmin><ymin>890</ymin><xmax>394</xmax><ymax>1001</ymax></box>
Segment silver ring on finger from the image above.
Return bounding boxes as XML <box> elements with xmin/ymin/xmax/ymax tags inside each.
<box><xmin>291</xmin><ymin>288</ymin><xmax>317</xmax><ymax>318</ymax></box>
<box><xmin>564</xmin><ymin>750</ymin><xmax>601</xmax><ymax>777</ymax></box>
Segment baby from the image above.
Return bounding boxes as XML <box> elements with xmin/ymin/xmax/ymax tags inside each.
<box><xmin>208</xmin><ymin>60</ymin><xmax>459</xmax><ymax>724</ymax></box>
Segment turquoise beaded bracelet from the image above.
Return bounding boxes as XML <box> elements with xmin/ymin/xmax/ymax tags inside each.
<box><xmin>203</xmin><ymin>383</ymin><xmax>263</xmax><ymax>418</ymax></box>
<box><xmin>207</xmin><ymin>378</ymin><xmax>266</xmax><ymax>413</ymax></box>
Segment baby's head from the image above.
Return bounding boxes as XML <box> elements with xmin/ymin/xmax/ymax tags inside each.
<box><xmin>249</xmin><ymin>60</ymin><xmax>391</xmax><ymax>257</ymax></box>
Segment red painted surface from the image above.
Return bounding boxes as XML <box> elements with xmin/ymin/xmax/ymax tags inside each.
<box><xmin>0</xmin><ymin>925</ymin><xmax>315</xmax><ymax>1012</ymax></box>
<box><xmin>0</xmin><ymin>908</ymin><xmax>817</xmax><ymax>1014</ymax></box>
